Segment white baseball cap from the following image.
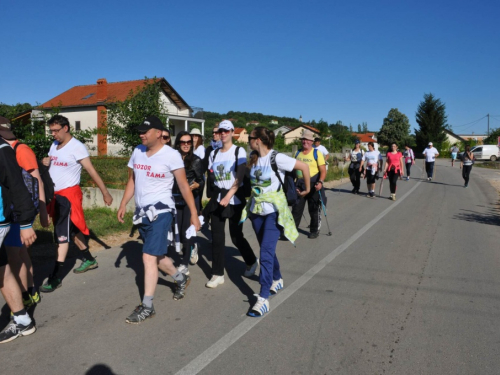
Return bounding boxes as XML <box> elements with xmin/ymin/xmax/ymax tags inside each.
<box><xmin>218</xmin><ymin>120</ymin><xmax>234</xmax><ymax>132</ymax></box>
<box><xmin>428</xmin><ymin>142</ymin><xmax>433</xmax><ymax>145</ymax></box>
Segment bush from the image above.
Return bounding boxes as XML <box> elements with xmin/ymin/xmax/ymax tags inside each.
<box><xmin>81</xmin><ymin>157</ymin><xmax>129</xmax><ymax>189</ymax></box>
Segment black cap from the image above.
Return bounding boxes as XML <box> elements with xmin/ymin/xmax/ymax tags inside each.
<box><xmin>314</xmin><ymin>137</ymin><xmax>321</xmax><ymax>142</ymax></box>
<box><xmin>135</xmin><ymin>116</ymin><xmax>167</xmax><ymax>132</ymax></box>
<box><xmin>0</xmin><ymin>116</ymin><xmax>16</xmax><ymax>140</ymax></box>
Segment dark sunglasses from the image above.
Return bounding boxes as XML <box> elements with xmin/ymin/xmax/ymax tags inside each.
<box><xmin>162</xmin><ymin>135</ymin><xmax>170</xmax><ymax>140</ymax></box>
<box><xmin>248</xmin><ymin>136</ymin><xmax>258</xmax><ymax>142</ymax></box>
<box><xmin>218</xmin><ymin>129</ymin><xmax>231</xmax><ymax>134</ymax></box>
<box><xmin>179</xmin><ymin>140</ymin><xmax>192</xmax><ymax>145</ymax></box>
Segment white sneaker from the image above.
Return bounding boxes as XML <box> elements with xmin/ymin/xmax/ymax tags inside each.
<box><xmin>270</xmin><ymin>278</ymin><xmax>284</xmax><ymax>294</ymax></box>
<box><xmin>248</xmin><ymin>294</ymin><xmax>269</xmax><ymax>317</ymax></box>
<box><xmin>205</xmin><ymin>275</ymin><xmax>224</xmax><ymax>288</ymax></box>
<box><xmin>189</xmin><ymin>244</ymin><xmax>199</xmax><ymax>265</ymax></box>
<box><xmin>244</xmin><ymin>259</ymin><xmax>259</xmax><ymax>277</ymax></box>
<box><xmin>177</xmin><ymin>264</ymin><xmax>190</xmax><ymax>275</ymax></box>
<box><xmin>406</xmin><ymin>176</ymin><xmax>410</xmax><ymax>181</ymax></box>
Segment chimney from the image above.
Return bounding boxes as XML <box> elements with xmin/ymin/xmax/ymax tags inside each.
<box><xmin>96</xmin><ymin>78</ymin><xmax>108</xmax><ymax>102</ymax></box>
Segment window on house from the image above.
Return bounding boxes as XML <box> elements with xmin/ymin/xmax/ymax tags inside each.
<box><xmin>81</xmin><ymin>93</ymin><xmax>95</xmax><ymax>100</ymax></box>
<box><xmin>75</xmin><ymin>121</ymin><xmax>81</xmax><ymax>131</ymax></box>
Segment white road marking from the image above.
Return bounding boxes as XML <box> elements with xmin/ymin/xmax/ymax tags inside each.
<box><xmin>176</xmin><ymin>181</ymin><xmax>422</xmax><ymax>375</ymax></box>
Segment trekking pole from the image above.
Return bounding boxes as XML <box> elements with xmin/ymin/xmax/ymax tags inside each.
<box><xmin>432</xmin><ymin>162</ymin><xmax>437</xmax><ymax>180</ymax></box>
<box><xmin>318</xmin><ymin>190</ymin><xmax>332</xmax><ymax>236</ymax></box>
<box><xmin>378</xmin><ymin>160</ymin><xmax>386</xmax><ymax>197</ymax></box>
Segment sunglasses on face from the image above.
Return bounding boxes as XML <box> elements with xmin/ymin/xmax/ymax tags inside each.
<box><xmin>179</xmin><ymin>140</ymin><xmax>192</xmax><ymax>145</ymax></box>
<box><xmin>248</xmin><ymin>136</ymin><xmax>258</xmax><ymax>142</ymax></box>
<box><xmin>218</xmin><ymin>129</ymin><xmax>231</xmax><ymax>134</ymax></box>
<box><xmin>162</xmin><ymin>135</ymin><xmax>170</xmax><ymax>140</ymax></box>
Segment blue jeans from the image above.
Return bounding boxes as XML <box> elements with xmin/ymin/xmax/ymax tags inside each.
<box><xmin>250</xmin><ymin>212</ymin><xmax>282</xmax><ymax>299</ymax></box>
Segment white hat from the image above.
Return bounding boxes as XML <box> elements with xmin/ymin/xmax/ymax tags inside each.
<box><xmin>428</xmin><ymin>142</ymin><xmax>433</xmax><ymax>146</ymax></box>
<box><xmin>190</xmin><ymin>128</ymin><xmax>202</xmax><ymax>136</ymax></box>
<box><xmin>218</xmin><ymin>120</ymin><xmax>234</xmax><ymax>132</ymax></box>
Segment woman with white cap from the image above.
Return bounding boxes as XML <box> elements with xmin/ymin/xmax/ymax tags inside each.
<box><xmin>190</xmin><ymin>128</ymin><xmax>205</xmax><ymax>160</ymax></box>
<box><xmin>345</xmin><ymin>140</ymin><xmax>364</xmax><ymax>194</ymax></box>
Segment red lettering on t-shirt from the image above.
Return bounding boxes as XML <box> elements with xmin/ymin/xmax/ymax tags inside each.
<box><xmin>134</xmin><ymin>164</ymin><xmax>152</xmax><ymax>171</ymax></box>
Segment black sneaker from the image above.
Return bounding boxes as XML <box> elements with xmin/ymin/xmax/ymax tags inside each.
<box><xmin>308</xmin><ymin>232</ymin><xmax>319</xmax><ymax>239</ymax></box>
<box><xmin>125</xmin><ymin>304</ymin><xmax>155</xmax><ymax>324</ymax></box>
<box><xmin>352</xmin><ymin>188</ymin><xmax>356</xmax><ymax>194</ymax></box>
<box><xmin>173</xmin><ymin>274</ymin><xmax>191</xmax><ymax>301</ymax></box>
<box><xmin>0</xmin><ymin>317</ymin><xmax>36</xmax><ymax>343</ymax></box>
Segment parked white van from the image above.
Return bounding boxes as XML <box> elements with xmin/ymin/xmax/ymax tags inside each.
<box><xmin>459</xmin><ymin>145</ymin><xmax>500</xmax><ymax>161</ymax></box>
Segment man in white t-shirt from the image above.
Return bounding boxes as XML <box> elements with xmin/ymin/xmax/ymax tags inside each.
<box><xmin>118</xmin><ymin>116</ymin><xmax>200</xmax><ymax>324</ymax></box>
<box><xmin>40</xmin><ymin>115</ymin><xmax>113</xmax><ymax>293</ymax></box>
<box><xmin>422</xmin><ymin>142</ymin><xmax>439</xmax><ymax>181</ymax></box>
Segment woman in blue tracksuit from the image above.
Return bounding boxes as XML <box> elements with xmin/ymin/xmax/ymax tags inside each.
<box><xmin>241</xmin><ymin>127</ymin><xmax>310</xmax><ymax>317</ymax></box>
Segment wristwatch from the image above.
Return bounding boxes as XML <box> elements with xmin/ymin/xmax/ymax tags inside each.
<box><xmin>318</xmin><ymin>180</ymin><xmax>324</xmax><ymax>185</ymax></box>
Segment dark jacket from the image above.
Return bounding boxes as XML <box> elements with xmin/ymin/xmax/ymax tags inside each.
<box><xmin>0</xmin><ymin>139</ymin><xmax>37</xmax><ymax>227</ymax></box>
<box><xmin>173</xmin><ymin>154</ymin><xmax>205</xmax><ymax>204</ymax></box>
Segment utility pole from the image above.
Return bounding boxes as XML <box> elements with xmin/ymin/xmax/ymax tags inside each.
<box><xmin>487</xmin><ymin>113</ymin><xmax>490</xmax><ymax>136</ymax></box>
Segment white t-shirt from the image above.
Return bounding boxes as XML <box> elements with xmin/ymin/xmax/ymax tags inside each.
<box><xmin>249</xmin><ymin>150</ymin><xmax>296</xmax><ymax>215</ymax></box>
<box><xmin>208</xmin><ymin>145</ymin><xmax>246</xmax><ymax>205</ymax></box>
<box><xmin>362</xmin><ymin>150</ymin><xmax>382</xmax><ymax>170</ymax></box>
<box><xmin>127</xmin><ymin>145</ymin><xmax>184</xmax><ymax>209</ymax></box>
<box><xmin>48</xmin><ymin>137</ymin><xmax>89</xmax><ymax>191</ymax></box>
<box><xmin>423</xmin><ymin>147</ymin><xmax>439</xmax><ymax>162</ymax></box>
<box><xmin>194</xmin><ymin>145</ymin><xmax>205</xmax><ymax>160</ymax></box>
<box><xmin>314</xmin><ymin>145</ymin><xmax>329</xmax><ymax>157</ymax></box>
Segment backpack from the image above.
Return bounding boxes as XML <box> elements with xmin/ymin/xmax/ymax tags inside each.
<box><xmin>270</xmin><ymin>151</ymin><xmax>297</xmax><ymax>206</ymax></box>
<box><xmin>14</xmin><ymin>142</ymin><xmax>55</xmax><ymax>206</ymax></box>
<box><xmin>211</xmin><ymin>146</ymin><xmax>251</xmax><ymax>199</ymax></box>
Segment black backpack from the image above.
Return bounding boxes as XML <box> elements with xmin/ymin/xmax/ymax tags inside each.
<box><xmin>14</xmin><ymin>143</ymin><xmax>55</xmax><ymax>206</ymax></box>
<box><xmin>270</xmin><ymin>151</ymin><xmax>298</xmax><ymax>206</ymax></box>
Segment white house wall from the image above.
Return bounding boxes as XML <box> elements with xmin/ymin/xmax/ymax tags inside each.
<box><xmin>59</xmin><ymin>108</ymin><xmax>99</xmax><ymax>156</ymax></box>
<box><xmin>160</xmin><ymin>92</ymin><xmax>190</xmax><ymax>117</ymax></box>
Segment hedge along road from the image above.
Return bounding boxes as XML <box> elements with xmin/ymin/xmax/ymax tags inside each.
<box><xmin>1</xmin><ymin>159</ymin><xmax>500</xmax><ymax>375</ymax></box>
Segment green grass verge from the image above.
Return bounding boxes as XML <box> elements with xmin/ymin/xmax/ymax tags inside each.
<box><xmin>475</xmin><ymin>162</ymin><xmax>500</xmax><ymax>169</ymax></box>
<box><xmin>33</xmin><ymin>207</ymin><xmax>134</xmax><ymax>243</ymax></box>
<box><xmin>81</xmin><ymin>157</ymin><xmax>130</xmax><ymax>189</ymax></box>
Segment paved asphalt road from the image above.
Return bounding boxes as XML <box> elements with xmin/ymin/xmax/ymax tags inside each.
<box><xmin>1</xmin><ymin>159</ymin><xmax>499</xmax><ymax>375</ymax></box>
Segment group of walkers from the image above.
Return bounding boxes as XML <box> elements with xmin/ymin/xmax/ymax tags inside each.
<box><xmin>345</xmin><ymin>140</ymin><xmax>476</xmax><ymax>198</ymax></box>
<box><xmin>0</xmin><ymin>115</ymin><xmax>334</xmax><ymax>342</ymax></box>
<box><xmin>0</xmin><ymin>112</ymin><xmax>478</xmax><ymax>342</ymax></box>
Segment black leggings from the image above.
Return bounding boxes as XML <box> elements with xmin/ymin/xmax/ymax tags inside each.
<box><xmin>405</xmin><ymin>163</ymin><xmax>412</xmax><ymax>177</ymax></box>
<box><xmin>462</xmin><ymin>165</ymin><xmax>472</xmax><ymax>185</ymax></box>
<box><xmin>348</xmin><ymin>167</ymin><xmax>362</xmax><ymax>190</ymax></box>
<box><xmin>388</xmin><ymin>169</ymin><xmax>400</xmax><ymax>194</ymax></box>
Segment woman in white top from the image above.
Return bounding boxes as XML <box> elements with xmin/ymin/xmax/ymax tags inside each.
<box><xmin>205</xmin><ymin>120</ymin><xmax>258</xmax><ymax>288</ymax></box>
<box><xmin>244</xmin><ymin>127</ymin><xmax>310</xmax><ymax>317</ymax></box>
<box><xmin>190</xmin><ymin>128</ymin><xmax>205</xmax><ymax>160</ymax></box>
<box><xmin>345</xmin><ymin>140</ymin><xmax>364</xmax><ymax>194</ymax></box>
<box><xmin>362</xmin><ymin>142</ymin><xmax>382</xmax><ymax>198</ymax></box>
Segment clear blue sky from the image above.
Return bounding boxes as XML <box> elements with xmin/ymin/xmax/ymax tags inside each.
<box><xmin>2</xmin><ymin>0</ymin><xmax>499</xmax><ymax>134</ymax></box>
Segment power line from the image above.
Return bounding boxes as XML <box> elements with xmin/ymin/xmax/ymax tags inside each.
<box><xmin>452</xmin><ymin>115</ymin><xmax>487</xmax><ymax>128</ymax></box>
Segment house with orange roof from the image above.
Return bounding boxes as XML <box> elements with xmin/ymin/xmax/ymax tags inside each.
<box><xmin>283</xmin><ymin>124</ymin><xmax>321</xmax><ymax>144</ymax></box>
<box><xmin>232</xmin><ymin>128</ymin><xmax>248</xmax><ymax>143</ymax></box>
<box><xmin>352</xmin><ymin>132</ymin><xmax>379</xmax><ymax>151</ymax></box>
<box><xmin>40</xmin><ymin>77</ymin><xmax>205</xmax><ymax>155</ymax></box>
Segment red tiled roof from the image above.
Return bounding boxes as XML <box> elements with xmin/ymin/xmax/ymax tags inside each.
<box><xmin>233</xmin><ymin>128</ymin><xmax>245</xmax><ymax>134</ymax></box>
<box><xmin>302</xmin><ymin>124</ymin><xmax>320</xmax><ymax>133</ymax></box>
<box><xmin>40</xmin><ymin>77</ymin><xmax>189</xmax><ymax>109</ymax></box>
<box><xmin>352</xmin><ymin>133</ymin><xmax>376</xmax><ymax>143</ymax></box>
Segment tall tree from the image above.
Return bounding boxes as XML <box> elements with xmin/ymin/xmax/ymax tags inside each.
<box><xmin>377</xmin><ymin>108</ymin><xmax>411</xmax><ymax>147</ymax></box>
<box><xmin>362</xmin><ymin>122</ymin><xmax>368</xmax><ymax>133</ymax></box>
<box><xmin>106</xmin><ymin>77</ymin><xmax>168</xmax><ymax>156</ymax></box>
<box><xmin>415</xmin><ymin>93</ymin><xmax>448</xmax><ymax>152</ymax></box>
<box><xmin>357</xmin><ymin>124</ymin><xmax>362</xmax><ymax>133</ymax></box>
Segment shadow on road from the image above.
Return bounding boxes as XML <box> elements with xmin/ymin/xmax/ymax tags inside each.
<box><xmin>453</xmin><ymin>202</ymin><xmax>500</xmax><ymax>226</ymax></box>
<box><xmin>86</xmin><ymin>364</ymin><xmax>117</xmax><ymax>375</ymax></box>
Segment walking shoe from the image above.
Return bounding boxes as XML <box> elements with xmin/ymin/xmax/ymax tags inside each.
<box><xmin>40</xmin><ymin>277</ymin><xmax>62</xmax><ymax>293</ymax></box>
<box><xmin>270</xmin><ymin>279</ymin><xmax>284</xmax><ymax>294</ymax></box>
<box><xmin>368</xmin><ymin>192</ymin><xmax>374</xmax><ymax>198</ymax></box>
<box><xmin>31</xmin><ymin>291</ymin><xmax>41</xmax><ymax>304</ymax></box>
<box><xmin>244</xmin><ymin>259</ymin><xmax>260</xmax><ymax>277</ymax></box>
<box><xmin>464</xmin><ymin>184</ymin><xmax>468</xmax><ymax>188</ymax></box>
<box><xmin>392</xmin><ymin>194</ymin><xmax>396</xmax><ymax>201</ymax></box>
<box><xmin>125</xmin><ymin>304</ymin><xmax>155</xmax><ymax>324</ymax></box>
<box><xmin>177</xmin><ymin>264</ymin><xmax>190</xmax><ymax>275</ymax></box>
<box><xmin>351</xmin><ymin>188</ymin><xmax>356</xmax><ymax>194</ymax></box>
<box><xmin>206</xmin><ymin>275</ymin><xmax>225</xmax><ymax>288</ymax></box>
<box><xmin>189</xmin><ymin>243</ymin><xmax>199</xmax><ymax>265</ymax></box>
<box><xmin>308</xmin><ymin>231</ymin><xmax>319</xmax><ymax>239</ymax></box>
<box><xmin>427</xmin><ymin>177</ymin><xmax>431</xmax><ymax>181</ymax></box>
<box><xmin>173</xmin><ymin>274</ymin><xmax>191</xmax><ymax>301</ymax></box>
<box><xmin>0</xmin><ymin>317</ymin><xmax>36</xmax><ymax>344</ymax></box>
<box><xmin>73</xmin><ymin>259</ymin><xmax>98</xmax><ymax>274</ymax></box>
<box><xmin>248</xmin><ymin>294</ymin><xmax>269</xmax><ymax>317</ymax></box>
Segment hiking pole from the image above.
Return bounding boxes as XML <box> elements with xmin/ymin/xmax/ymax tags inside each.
<box><xmin>318</xmin><ymin>190</ymin><xmax>332</xmax><ymax>236</ymax></box>
<box><xmin>378</xmin><ymin>160</ymin><xmax>386</xmax><ymax>197</ymax></box>
<box><xmin>432</xmin><ymin>162</ymin><xmax>437</xmax><ymax>180</ymax></box>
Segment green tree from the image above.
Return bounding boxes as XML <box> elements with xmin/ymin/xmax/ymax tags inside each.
<box><xmin>106</xmin><ymin>77</ymin><xmax>168</xmax><ymax>156</ymax></box>
<box><xmin>377</xmin><ymin>108</ymin><xmax>411</xmax><ymax>147</ymax></box>
<box><xmin>357</xmin><ymin>124</ymin><xmax>362</xmax><ymax>133</ymax></box>
<box><xmin>415</xmin><ymin>93</ymin><xmax>448</xmax><ymax>153</ymax></box>
<box><xmin>484</xmin><ymin>128</ymin><xmax>500</xmax><ymax>145</ymax></box>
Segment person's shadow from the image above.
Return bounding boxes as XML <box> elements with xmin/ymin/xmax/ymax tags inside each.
<box><xmin>114</xmin><ymin>241</ymin><xmax>175</xmax><ymax>300</ymax></box>
<box><xmin>86</xmin><ymin>364</ymin><xmax>117</xmax><ymax>375</ymax></box>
